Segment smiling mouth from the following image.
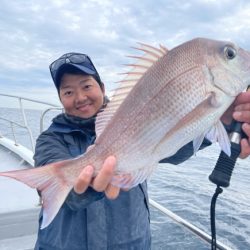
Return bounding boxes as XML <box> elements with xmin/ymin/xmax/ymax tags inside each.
<box><xmin>76</xmin><ymin>103</ymin><xmax>92</xmax><ymax>110</ymax></box>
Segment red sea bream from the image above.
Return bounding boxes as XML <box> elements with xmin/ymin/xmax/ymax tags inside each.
<box><xmin>1</xmin><ymin>38</ymin><xmax>250</xmax><ymax>229</ymax></box>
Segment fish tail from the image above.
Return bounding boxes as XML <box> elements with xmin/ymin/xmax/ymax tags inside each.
<box><xmin>0</xmin><ymin>159</ymin><xmax>75</xmax><ymax>229</ymax></box>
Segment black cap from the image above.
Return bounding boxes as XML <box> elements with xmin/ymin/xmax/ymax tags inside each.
<box><xmin>49</xmin><ymin>53</ymin><xmax>102</xmax><ymax>91</ymax></box>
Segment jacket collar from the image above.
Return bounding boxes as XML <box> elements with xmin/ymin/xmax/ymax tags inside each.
<box><xmin>49</xmin><ymin>113</ymin><xmax>96</xmax><ymax>135</ymax></box>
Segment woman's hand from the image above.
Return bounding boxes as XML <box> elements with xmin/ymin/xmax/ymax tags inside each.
<box><xmin>74</xmin><ymin>155</ymin><xmax>121</xmax><ymax>199</ymax></box>
<box><xmin>221</xmin><ymin>92</ymin><xmax>250</xmax><ymax>158</ymax></box>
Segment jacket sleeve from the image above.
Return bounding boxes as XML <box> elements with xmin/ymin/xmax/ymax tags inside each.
<box><xmin>159</xmin><ymin>139</ymin><xmax>212</xmax><ymax>165</ymax></box>
<box><xmin>34</xmin><ymin>131</ymin><xmax>104</xmax><ymax>210</ymax></box>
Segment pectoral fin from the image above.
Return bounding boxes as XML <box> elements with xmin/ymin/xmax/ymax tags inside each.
<box><xmin>205</xmin><ymin>121</ymin><xmax>231</xmax><ymax>156</ymax></box>
<box><xmin>193</xmin><ymin>133</ymin><xmax>206</xmax><ymax>154</ymax></box>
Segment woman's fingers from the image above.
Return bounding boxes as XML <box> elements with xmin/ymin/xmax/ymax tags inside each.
<box><xmin>105</xmin><ymin>184</ymin><xmax>120</xmax><ymax>199</ymax></box>
<box><xmin>92</xmin><ymin>156</ymin><xmax>117</xmax><ymax>192</ymax></box>
<box><xmin>74</xmin><ymin>165</ymin><xmax>94</xmax><ymax>194</ymax></box>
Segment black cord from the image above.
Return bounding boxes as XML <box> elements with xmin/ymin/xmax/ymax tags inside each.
<box><xmin>208</xmin><ymin>86</ymin><xmax>249</xmax><ymax>249</ymax></box>
<box><xmin>210</xmin><ymin>186</ymin><xmax>223</xmax><ymax>250</ymax></box>
<box><xmin>209</xmin><ymin>141</ymin><xmax>241</xmax><ymax>249</ymax></box>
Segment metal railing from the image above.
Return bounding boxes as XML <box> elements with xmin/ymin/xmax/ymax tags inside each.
<box><xmin>0</xmin><ymin>116</ymin><xmax>27</xmax><ymax>145</ymax></box>
<box><xmin>0</xmin><ymin>93</ymin><xmax>61</xmax><ymax>152</ymax></box>
<box><xmin>40</xmin><ymin>107</ymin><xmax>63</xmax><ymax>133</ymax></box>
<box><xmin>149</xmin><ymin>199</ymin><xmax>232</xmax><ymax>250</ymax></box>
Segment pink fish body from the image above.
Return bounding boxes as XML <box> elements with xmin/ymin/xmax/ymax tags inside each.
<box><xmin>1</xmin><ymin>38</ymin><xmax>250</xmax><ymax>228</ymax></box>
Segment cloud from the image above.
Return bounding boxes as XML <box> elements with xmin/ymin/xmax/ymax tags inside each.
<box><xmin>0</xmin><ymin>0</ymin><xmax>250</xmax><ymax>108</ymax></box>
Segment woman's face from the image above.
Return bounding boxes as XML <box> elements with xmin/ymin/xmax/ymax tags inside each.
<box><xmin>59</xmin><ymin>73</ymin><xmax>105</xmax><ymax>119</ymax></box>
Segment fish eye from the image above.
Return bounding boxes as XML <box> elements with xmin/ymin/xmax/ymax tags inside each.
<box><xmin>224</xmin><ymin>46</ymin><xmax>237</xmax><ymax>60</ymax></box>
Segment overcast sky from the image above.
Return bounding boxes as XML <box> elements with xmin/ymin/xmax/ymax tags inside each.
<box><xmin>1</xmin><ymin>0</ymin><xmax>250</xmax><ymax>107</ymax></box>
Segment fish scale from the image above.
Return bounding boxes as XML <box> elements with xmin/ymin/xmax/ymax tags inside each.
<box><xmin>92</xmin><ymin>68</ymin><xmax>207</xmax><ymax>172</ymax></box>
<box><xmin>1</xmin><ymin>37</ymin><xmax>250</xmax><ymax>229</ymax></box>
<box><xmin>92</xmin><ymin>44</ymin><xmax>203</xmax><ymax>163</ymax></box>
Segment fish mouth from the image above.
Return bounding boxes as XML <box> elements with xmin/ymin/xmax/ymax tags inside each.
<box><xmin>209</xmin><ymin>69</ymin><xmax>250</xmax><ymax>97</ymax></box>
<box><xmin>221</xmin><ymin>88</ymin><xmax>239</xmax><ymax>98</ymax></box>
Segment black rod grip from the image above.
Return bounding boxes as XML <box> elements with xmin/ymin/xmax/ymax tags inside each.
<box><xmin>209</xmin><ymin>142</ymin><xmax>241</xmax><ymax>187</ymax></box>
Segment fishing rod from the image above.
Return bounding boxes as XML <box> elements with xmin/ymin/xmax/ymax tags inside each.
<box><xmin>208</xmin><ymin>87</ymin><xmax>249</xmax><ymax>250</ymax></box>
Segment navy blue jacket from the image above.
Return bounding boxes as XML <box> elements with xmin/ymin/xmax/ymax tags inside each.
<box><xmin>33</xmin><ymin>113</ymin><xmax>209</xmax><ymax>250</ymax></box>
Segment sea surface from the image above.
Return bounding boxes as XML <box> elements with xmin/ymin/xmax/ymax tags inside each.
<box><xmin>0</xmin><ymin>107</ymin><xmax>250</xmax><ymax>250</ymax></box>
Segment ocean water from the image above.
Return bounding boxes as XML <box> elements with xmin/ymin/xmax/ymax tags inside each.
<box><xmin>0</xmin><ymin>107</ymin><xmax>250</xmax><ymax>249</ymax></box>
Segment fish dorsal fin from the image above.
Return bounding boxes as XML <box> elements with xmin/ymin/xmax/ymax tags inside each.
<box><xmin>95</xmin><ymin>43</ymin><xmax>168</xmax><ymax>137</ymax></box>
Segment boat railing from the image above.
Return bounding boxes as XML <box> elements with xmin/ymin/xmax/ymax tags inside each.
<box><xmin>149</xmin><ymin>199</ymin><xmax>232</xmax><ymax>250</ymax></box>
<box><xmin>0</xmin><ymin>116</ymin><xmax>29</xmax><ymax>146</ymax></box>
<box><xmin>0</xmin><ymin>93</ymin><xmax>62</xmax><ymax>153</ymax></box>
<box><xmin>39</xmin><ymin>107</ymin><xmax>64</xmax><ymax>133</ymax></box>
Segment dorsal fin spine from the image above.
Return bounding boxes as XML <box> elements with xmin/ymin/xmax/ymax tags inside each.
<box><xmin>116</xmin><ymin>79</ymin><xmax>141</xmax><ymax>84</ymax></box>
<box><xmin>119</xmin><ymin>72</ymin><xmax>144</xmax><ymax>76</ymax></box>
<box><xmin>159</xmin><ymin>44</ymin><xmax>168</xmax><ymax>53</ymax></box>
<box><xmin>131</xmin><ymin>46</ymin><xmax>161</xmax><ymax>59</ymax></box>
<box><xmin>124</xmin><ymin>64</ymin><xmax>149</xmax><ymax>69</ymax></box>
<box><xmin>137</xmin><ymin>42</ymin><xmax>167</xmax><ymax>55</ymax></box>
<box><xmin>126</xmin><ymin>55</ymin><xmax>156</xmax><ymax>64</ymax></box>
<box><xmin>95</xmin><ymin>42</ymin><xmax>168</xmax><ymax>138</ymax></box>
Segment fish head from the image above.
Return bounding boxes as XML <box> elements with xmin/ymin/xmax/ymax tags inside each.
<box><xmin>201</xmin><ymin>38</ymin><xmax>250</xmax><ymax>97</ymax></box>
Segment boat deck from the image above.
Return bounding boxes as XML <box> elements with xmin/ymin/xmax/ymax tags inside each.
<box><xmin>0</xmin><ymin>145</ymin><xmax>39</xmax><ymax>250</ymax></box>
<box><xmin>0</xmin><ymin>208</ymin><xmax>39</xmax><ymax>250</ymax></box>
